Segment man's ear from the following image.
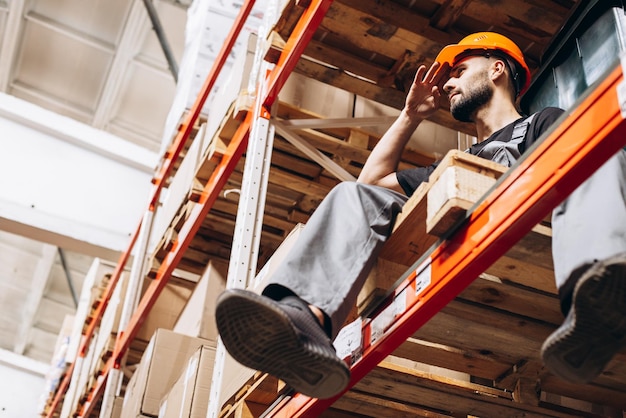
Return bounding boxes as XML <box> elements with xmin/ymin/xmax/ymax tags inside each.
<box><xmin>490</xmin><ymin>59</ymin><xmax>507</xmax><ymax>81</ymax></box>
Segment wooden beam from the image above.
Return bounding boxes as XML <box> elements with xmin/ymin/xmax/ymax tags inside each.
<box><xmin>430</xmin><ymin>0</ymin><xmax>471</xmax><ymax>30</ymax></box>
<box><xmin>274</xmin><ymin>121</ymin><xmax>357</xmax><ymax>181</ymax></box>
<box><xmin>293</xmin><ymin>57</ymin><xmax>476</xmax><ymax>135</ymax></box>
<box><xmin>335</xmin><ymin>0</ymin><xmax>459</xmax><ymax>46</ymax></box>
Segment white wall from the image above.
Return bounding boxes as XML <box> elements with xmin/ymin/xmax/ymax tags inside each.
<box><xmin>0</xmin><ymin>349</ymin><xmax>47</xmax><ymax>418</ymax></box>
<box><xmin>0</xmin><ymin>93</ymin><xmax>158</xmax><ymax>259</ymax></box>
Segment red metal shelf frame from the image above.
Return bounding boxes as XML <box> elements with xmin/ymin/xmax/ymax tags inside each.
<box><xmin>45</xmin><ymin>0</ymin><xmax>335</xmax><ymax>416</ymax></box>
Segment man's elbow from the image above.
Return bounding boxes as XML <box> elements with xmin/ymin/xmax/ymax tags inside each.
<box><xmin>357</xmin><ymin>173</ymin><xmax>402</xmax><ymax>192</ymax></box>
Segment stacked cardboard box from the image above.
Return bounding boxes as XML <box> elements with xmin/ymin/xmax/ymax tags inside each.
<box><xmin>159</xmin><ymin>345</ymin><xmax>216</xmax><ymax>417</ymax></box>
<box><xmin>59</xmin><ymin>258</ymin><xmax>117</xmax><ymax>418</ymax></box>
<box><xmin>121</xmin><ymin>329</ymin><xmax>214</xmax><ymax>418</ymax></box>
<box><xmin>173</xmin><ymin>261</ymin><xmax>225</xmax><ymax>343</ymax></box>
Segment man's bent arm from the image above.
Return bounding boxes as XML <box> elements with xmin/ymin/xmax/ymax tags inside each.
<box><xmin>357</xmin><ymin>62</ymin><xmax>446</xmax><ymax>191</ymax></box>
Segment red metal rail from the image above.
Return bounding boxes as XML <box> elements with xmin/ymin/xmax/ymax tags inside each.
<box><xmin>266</xmin><ymin>63</ymin><xmax>626</xmax><ymax>416</ymax></box>
<box><xmin>45</xmin><ymin>0</ymin><xmax>336</xmax><ymax>416</ymax></box>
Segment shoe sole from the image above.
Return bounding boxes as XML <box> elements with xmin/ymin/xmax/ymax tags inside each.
<box><xmin>215</xmin><ymin>289</ymin><xmax>350</xmax><ymax>399</ymax></box>
<box><xmin>541</xmin><ymin>254</ymin><xmax>626</xmax><ymax>383</ymax></box>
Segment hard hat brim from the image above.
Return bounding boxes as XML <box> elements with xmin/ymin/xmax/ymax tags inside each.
<box><xmin>434</xmin><ymin>44</ymin><xmax>532</xmax><ymax>96</ymax></box>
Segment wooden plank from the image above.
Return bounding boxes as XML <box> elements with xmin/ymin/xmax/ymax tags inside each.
<box><xmin>292</xmin><ymin>57</ymin><xmax>475</xmax><ymax>135</ymax></box>
<box><xmin>413</xmin><ymin>301</ymin><xmax>551</xmax><ymax>364</ymax></box>
<box><xmin>463</xmin><ymin>0</ymin><xmax>571</xmax><ymax>44</ymax></box>
<box><xmin>392</xmin><ymin>337</ymin><xmax>512</xmax><ymax>382</ymax></box>
<box><xmin>377</xmin><ymin>149</ymin><xmax>554</xmax><ymax>279</ymax></box>
<box><xmin>488</xmin><ymin>255</ymin><xmax>557</xmax><ymax>295</ymax></box>
<box><xmin>379</xmin><ymin>180</ymin><xmax>434</xmax><ymax>265</ymax></box>
<box><xmin>460</xmin><ymin>273</ymin><xmax>561</xmax><ymax>323</ymax></box>
<box><xmin>219</xmin><ymin>373</ymin><xmax>285</xmax><ymax>418</ymax></box>
<box><xmin>212</xmin><ymin>198</ymin><xmax>299</xmax><ymax>235</ymax></box>
<box><xmin>430</xmin><ymin>0</ymin><xmax>471</xmax><ymax>30</ymax></box>
<box><xmin>269</xmin><ymin>168</ymin><xmax>333</xmax><ymax>200</ymax></box>
<box><xmin>426</xmin><ymin>166</ymin><xmax>501</xmax><ymax>234</ymax></box>
<box><xmin>351</xmin><ymin>361</ymin><xmax>588</xmax><ymax>418</ymax></box>
<box><xmin>329</xmin><ymin>389</ymin><xmax>459</xmax><ymax>417</ymax></box>
<box><xmin>335</xmin><ymin>0</ymin><xmax>459</xmax><ymax>46</ymax></box>
<box><xmin>321</xmin><ymin>2</ymin><xmax>439</xmax><ymax>64</ymax></box>
<box><xmin>539</xmin><ymin>374</ymin><xmax>626</xmax><ymax>410</ymax></box>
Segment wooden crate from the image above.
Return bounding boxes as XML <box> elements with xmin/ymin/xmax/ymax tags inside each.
<box><xmin>358</xmin><ymin>150</ymin><xmax>552</xmax><ymax>313</ymax></box>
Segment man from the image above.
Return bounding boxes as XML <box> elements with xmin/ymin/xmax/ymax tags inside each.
<box><xmin>215</xmin><ymin>32</ymin><xmax>626</xmax><ymax>398</ymax></box>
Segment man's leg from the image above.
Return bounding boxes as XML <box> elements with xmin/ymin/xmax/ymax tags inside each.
<box><xmin>263</xmin><ymin>181</ymin><xmax>408</xmax><ymax>337</ymax></box>
<box><xmin>216</xmin><ymin>182</ymin><xmax>407</xmax><ymax>398</ymax></box>
<box><xmin>542</xmin><ymin>150</ymin><xmax>626</xmax><ymax>383</ymax></box>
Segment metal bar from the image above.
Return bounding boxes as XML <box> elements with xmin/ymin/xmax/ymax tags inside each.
<box><xmin>209</xmin><ymin>75</ymin><xmax>276</xmax><ymax>418</ymax></box>
<box><xmin>76</xmin><ymin>357</ymin><xmax>113</xmax><ymax>417</ymax></box>
<box><xmin>267</xmin><ymin>63</ymin><xmax>626</xmax><ymax>417</ymax></box>
<box><xmin>58</xmin><ymin>0</ymin><xmax>331</xmax><ymax>414</ymax></box>
<box><xmin>57</xmin><ymin>248</ymin><xmax>78</xmax><ymax>308</ymax></box>
<box><xmin>76</xmin><ymin>112</ymin><xmax>253</xmax><ymax>417</ymax></box>
<box><xmin>116</xmin><ymin>110</ymin><xmax>251</xmax><ymax>358</ymax></box>
<box><xmin>99</xmin><ymin>210</ymin><xmax>155</xmax><ymax>418</ymax></box>
<box><xmin>142</xmin><ymin>0</ymin><xmax>179</xmax><ymax>82</ymax></box>
<box><xmin>274</xmin><ymin>120</ymin><xmax>356</xmax><ymax>181</ymax></box>
<box><xmin>79</xmin><ymin>112</ymin><xmax>252</xmax><ymax>416</ymax></box>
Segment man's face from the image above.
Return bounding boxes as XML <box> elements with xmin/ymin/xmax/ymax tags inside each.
<box><xmin>443</xmin><ymin>56</ymin><xmax>494</xmax><ymax>123</ymax></box>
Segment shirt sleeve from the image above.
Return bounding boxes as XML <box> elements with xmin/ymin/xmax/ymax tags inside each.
<box><xmin>527</xmin><ymin>107</ymin><xmax>565</xmax><ymax>147</ymax></box>
<box><xmin>396</xmin><ymin>163</ymin><xmax>438</xmax><ymax>197</ymax></box>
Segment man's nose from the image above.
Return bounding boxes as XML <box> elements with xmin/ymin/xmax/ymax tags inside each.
<box><xmin>442</xmin><ymin>79</ymin><xmax>454</xmax><ymax>94</ymax></box>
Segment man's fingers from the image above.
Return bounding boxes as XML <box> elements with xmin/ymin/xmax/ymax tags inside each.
<box><xmin>433</xmin><ymin>62</ymin><xmax>451</xmax><ymax>87</ymax></box>
<box><xmin>413</xmin><ymin>65</ymin><xmax>427</xmax><ymax>85</ymax></box>
<box><xmin>423</xmin><ymin>61</ymin><xmax>441</xmax><ymax>83</ymax></box>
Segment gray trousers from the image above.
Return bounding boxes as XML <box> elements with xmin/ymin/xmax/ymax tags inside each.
<box><xmin>552</xmin><ymin>150</ymin><xmax>626</xmax><ymax>312</ymax></box>
<box><xmin>264</xmin><ymin>150</ymin><xmax>626</xmax><ymax>336</ymax></box>
<box><xmin>263</xmin><ymin>182</ymin><xmax>407</xmax><ymax>338</ymax></box>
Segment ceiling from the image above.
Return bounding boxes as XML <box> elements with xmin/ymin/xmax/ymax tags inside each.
<box><xmin>0</xmin><ymin>0</ymin><xmax>191</xmax><ymax>364</ymax></box>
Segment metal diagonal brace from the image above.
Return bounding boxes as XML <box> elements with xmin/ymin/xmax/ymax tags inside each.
<box><xmin>274</xmin><ymin>120</ymin><xmax>356</xmax><ymax>182</ymax></box>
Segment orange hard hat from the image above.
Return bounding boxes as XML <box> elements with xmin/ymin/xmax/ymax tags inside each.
<box><xmin>435</xmin><ymin>32</ymin><xmax>532</xmax><ymax>96</ymax></box>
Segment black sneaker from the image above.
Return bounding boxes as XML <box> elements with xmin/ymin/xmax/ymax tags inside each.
<box><xmin>541</xmin><ymin>253</ymin><xmax>626</xmax><ymax>383</ymax></box>
<box><xmin>215</xmin><ymin>289</ymin><xmax>351</xmax><ymax>399</ymax></box>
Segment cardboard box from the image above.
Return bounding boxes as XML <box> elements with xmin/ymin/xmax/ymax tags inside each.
<box><xmin>135</xmin><ymin>280</ymin><xmax>192</xmax><ymax>343</ymax></box>
<box><xmin>248</xmin><ymin>223</ymin><xmax>304</xmax><ymax>293</ymax></box>
<box><xmin>112</xmin><ymin>396</ymin><xmax>124</xmax><ymax>418</ymax></box>
<box><xmin>66</xmin><ymin>258</ymin><xmax>116</xmax><ymax>361</ymax></box>
<box><xmin>173</xmin><ymin>262</ymin><xmax>225</xmax><ymax>342</ymax></box>
<box><xmin>121</xmin><ymin>329</ymin><xmax>213</xmax><ymax>418</ymax></box>
<box><xmin>159</xmin><ymin>345</ymin><xmax>216</xmax><ymax>418</ymax></box>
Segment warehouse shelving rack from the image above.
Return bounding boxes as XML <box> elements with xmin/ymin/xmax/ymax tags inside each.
<box><xmin>45</xmin><ymin>0</ymin><xmax>332</xmax><ymax>416</ymax></box>
<box><xmin>45</xmin><ymin>0</ymin><xmax>626</xmax><ymax>416</ymax></box>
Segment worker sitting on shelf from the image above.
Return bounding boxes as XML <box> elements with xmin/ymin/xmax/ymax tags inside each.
<box><xmin>216</xmin><ymin>32</ymin><xmax>626</xmax><ymax>398</ymax></box>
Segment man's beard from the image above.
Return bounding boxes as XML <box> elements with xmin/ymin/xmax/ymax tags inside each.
<box><xmin>450</xmin><ymin>76</ymin><xmax>493</xmax><ymax>123</ymax></box>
